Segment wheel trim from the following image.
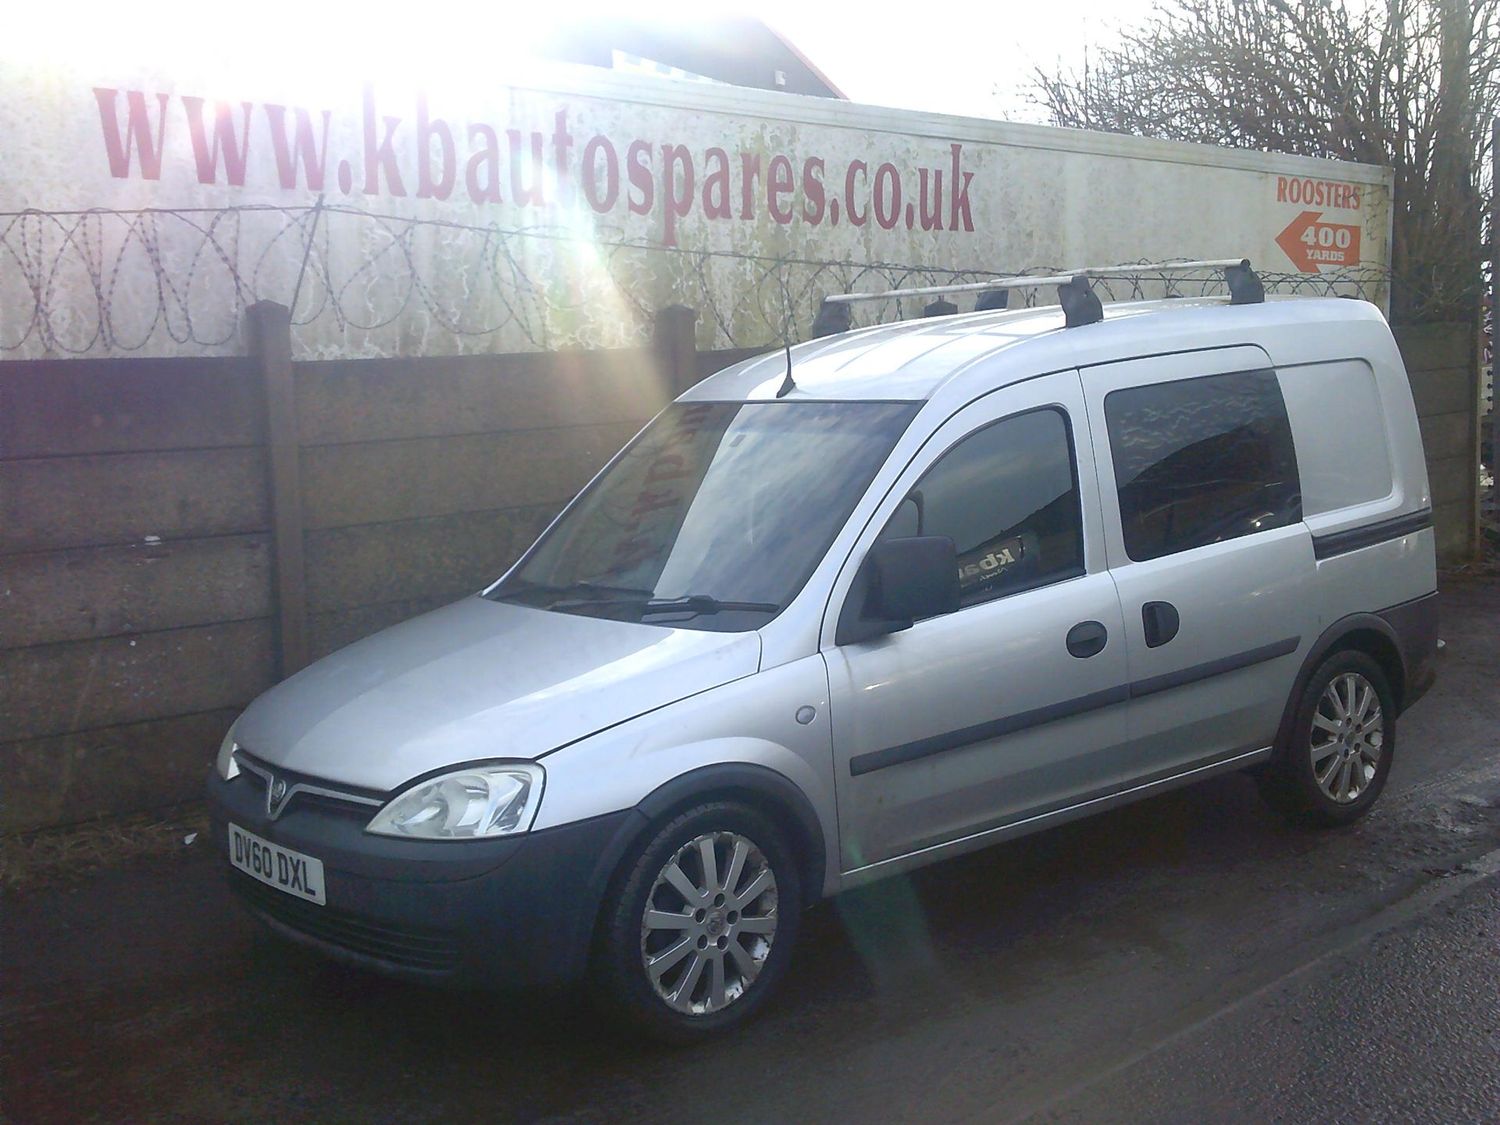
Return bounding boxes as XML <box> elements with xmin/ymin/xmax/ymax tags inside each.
<box><xmin>1310</xmin><ymin>671</ymin><xmax>1384</xmax><ymax>804</ymax></box>
<box><xmin>640</xmin><ymin>831</ymin><xmax>779</xmax><ymax>1016</ymax></box>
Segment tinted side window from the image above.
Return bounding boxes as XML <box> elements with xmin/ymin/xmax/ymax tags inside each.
<box><xmin>1105</xmin><ymin>370</ymin><xmax>1302</xmax><ymax>562</ymax></box>
<box><xmin>887</xmin><ymin>407</ymin><xmax>1084</xmax><ymax>606</ymax></box>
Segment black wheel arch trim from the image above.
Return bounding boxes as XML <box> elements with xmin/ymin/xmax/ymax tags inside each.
<box><xmin>632</xmin><ymin>763</ymin><xmax>827</xmax><ymax>902</ymax></box>
<box><xmin>531</xmin><ymin>808</ymin><xmax>654</xmax><ymax>986</ymax></box>
<box><xmin>1272</xmin><ymin>608</ymin><xmax>1418</xmax><ymax>754</ymax></box>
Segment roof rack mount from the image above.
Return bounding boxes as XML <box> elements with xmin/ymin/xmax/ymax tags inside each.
<box><xmin>824</xmin><ymin>258</ymin><xmax>1251</xmax><ymax>305</ymax></box>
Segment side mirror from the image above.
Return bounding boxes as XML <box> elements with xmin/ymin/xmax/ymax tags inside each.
<box><xmin>836</xmin><ymin>536</ymin><xmax>959</xmax><ymax>645</ymax></box>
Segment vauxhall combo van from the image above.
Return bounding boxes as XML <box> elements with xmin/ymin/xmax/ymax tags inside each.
<box><xmin>209</xmin><ymin>264</ymin><xmax>1438</xmax><ymax>1041</ymax></box>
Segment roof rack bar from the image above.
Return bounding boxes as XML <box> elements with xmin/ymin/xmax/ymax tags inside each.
<box><xmin>824</xmin><ymin>259</ymin><xmax>1250</xmax><ymax>305</ymax></box>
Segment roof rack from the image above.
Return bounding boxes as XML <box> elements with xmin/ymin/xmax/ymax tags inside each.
<box><xmin>812</xmin><ymin>258</ymin><xmax>1264</xmax><ymax>337</ymax></box>
<box><xmin>822</xmin><ymin>259</ymin><xmax>1254</xmax><ymax>305</ymax></box>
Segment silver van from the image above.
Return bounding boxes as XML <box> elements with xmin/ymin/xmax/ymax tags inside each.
<box><xmin>208</xmin><ymin>263</ymin><xmax>1438</xmax><ymax>1041</ymax></box>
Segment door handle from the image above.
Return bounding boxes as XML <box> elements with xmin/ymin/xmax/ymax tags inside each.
<box><xmin>1142</xmin><ymin>601</ymin><xmax>1180</xmax><ymax>648</ymax></box>
<box><xmin>1066</xmin><ymin>620</ymin><xmax>1108</xmax><ymax>659</ymax></box>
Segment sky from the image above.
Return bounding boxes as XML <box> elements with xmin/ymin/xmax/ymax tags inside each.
<box><xmin>756</xmin><ymin>2</ymin><xmax>1161</xmax><ymax>121</ymax></box>
<box><xmin>11</xmin><ymin>0</ymin><xmax>1163</xmax><ymax>122</ymax></box>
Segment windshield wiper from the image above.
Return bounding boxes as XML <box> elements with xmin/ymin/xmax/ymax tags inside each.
<box><xmin>493</xmin><ymin>579</ymin><xmax>651</xmax><ymax>606</ymax></box>
<box><xmin>638</xmin><ymin>595</ymin><xmax>781</xmax><ymax>617</ymax></box>
<box><xmin>541</xmin><ymin>592</ymin><xmax>781</xmax><ymax>618</ymax></box>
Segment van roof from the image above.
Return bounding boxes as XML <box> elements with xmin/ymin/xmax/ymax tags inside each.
<box><xmin>683</xmin><ymin>295</ymin><xmax>1389</xmax><ymax>404</ymax></box>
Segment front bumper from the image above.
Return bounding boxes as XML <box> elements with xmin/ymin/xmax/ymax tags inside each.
<box><xmin>207</xmin><ymin>771</ymin><xmax>643</xmax><ymax>989</ymax></box>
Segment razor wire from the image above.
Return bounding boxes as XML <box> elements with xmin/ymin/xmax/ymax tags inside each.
<box><xmin>0</xmin><ymin>205</ymin><xmax>1393</xmax><ymax>356</ymax></box>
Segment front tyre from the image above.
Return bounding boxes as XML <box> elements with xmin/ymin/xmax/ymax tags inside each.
<box><xmin>596</xmin><ymin>802</ymin><xmax>802</xmax><ymax>1044</ymax></box>
<box><xmin>1259</xmin><ymin>650</ymin><xmax>1396</xmax><ymax>828</ymax></box>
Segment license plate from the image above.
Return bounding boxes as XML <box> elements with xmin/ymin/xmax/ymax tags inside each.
<box><xmin>228</xmin><ymin>823</ymin><xmax>326</xmax><ymax>906</ymax></box>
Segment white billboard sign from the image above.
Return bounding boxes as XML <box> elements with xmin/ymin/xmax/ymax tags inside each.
<box><xmin>0</xmin><ymin>55</ymin><xmax>1393</xmax><ymax>358</ymax></box>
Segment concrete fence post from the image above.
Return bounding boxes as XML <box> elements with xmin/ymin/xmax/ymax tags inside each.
<box><xmin>1491</xmin><ymin>118</ymin><xmax>1499</xmax><ymax>543</ymax></box>
<box><xmin>247</xmin><ymin>301</ymin><xmax>308</xmax><ymax>678</ymax></box>
<box><xmin>653</xmin><ymin>305</ymin><xmax>700</xmax><ymax>397</ymax></box>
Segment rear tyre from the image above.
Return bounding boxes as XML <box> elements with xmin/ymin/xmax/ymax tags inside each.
<box><xmin>595</xmin><ymin>801</ymin><xmax>802</xmax><ymax>1044</ymax></box>
<box><xmin>1259</xmin><ymin>650</ymin><xmax>1396</xmax><ymax>828</ymax></box>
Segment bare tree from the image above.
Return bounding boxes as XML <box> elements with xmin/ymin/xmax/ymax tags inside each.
<box><xmin>1032</xmin><ymin>0</ymin><xmax>1500</xmax><ymax>324</ymax></box>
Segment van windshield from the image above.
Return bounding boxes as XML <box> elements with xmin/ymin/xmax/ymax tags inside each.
<box><xmin>489</xmin><ymin>400</ymin><xmax>919</xmax><ymax>631</ymax></box>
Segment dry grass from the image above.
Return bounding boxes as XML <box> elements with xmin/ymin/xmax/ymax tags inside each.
<box><xmin>0</xmin><ymin>803</ymin><xmax>211</xmax><ymax>893</ymax></box>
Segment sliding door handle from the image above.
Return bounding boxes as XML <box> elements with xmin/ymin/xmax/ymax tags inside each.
<box><xmin>1142</xmin><ymin>601</ymin><xmax>1180</xmax><ymax>648</ymax></box>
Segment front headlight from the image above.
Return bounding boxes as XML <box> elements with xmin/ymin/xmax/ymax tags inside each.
<box><xmin>366</xmin><ymin>763</ymin><xmax>545</xmax><ymax>840</ymax></box>
<box><xmin>216</xmin><ymin>723</ymin><xmax>240</xmax><ymax>780</ymax></box>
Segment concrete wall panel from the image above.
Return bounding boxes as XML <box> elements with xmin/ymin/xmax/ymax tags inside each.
<box><xmin>0</xmin><ymin>534</ymin><xmax>271</xmax><ymax>649</ymax></box>
<box><xmin>300</xmin><ymin>422</ymin><xmax>641</xmax><ymax>531</ymax></box>
<box><xmin>1417</xmin><ymin>412</ymin><xmax>1473</xmax><ymax>461</ymax></box>
<box><xmin>0</xmin><ymin>357</ymin><xmax>261</xmax><ymax>457</ymax></box>
<box><xmin>1</xmin><ymin>449</ymin><xmax>268</xmax><ymax>554</ymax></box>
<box><xmin>303</xmin><ymin>506</ymin><xmax>556</xmax><ymax>613</ymax></box>
<box><xmin>296</xmin><ymin>350</ymin><xmax>665</xmax><ymax>444</ymax></box>
<box><xmin>0</xmin><ymin>708</ymin><xmax>237</xmax><ymax>834</ymax></box>
<box><xmin>0</xmin><ymin>620</ymin><xmax>273</xmax><ymax>745</ymax></box>
<box><xmin>1395</xmin><ymin>324</ymin><xmax>1479</xmax><ymax>564</ymax></box>
<box><xmin>1407</xmin><ymin>365</ymin><xmax>1474</xmax><ymax>418</ymax></box>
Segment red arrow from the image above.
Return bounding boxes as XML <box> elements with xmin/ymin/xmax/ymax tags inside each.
<box><xmin>1276</xmin><ymin>210</ymin><xmax>1361</xmax><ymax>272</ymax></box>
<box><xmin>1276</xmin><ymin>210</ymin><xmax>1323</xmax><ymax>271</ymax></box>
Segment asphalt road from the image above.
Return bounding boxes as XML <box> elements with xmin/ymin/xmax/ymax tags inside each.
<box><xmin>5</xmin><ymin>578</ymin><xmax>1500</xmax><ymax>1124</ymax></box>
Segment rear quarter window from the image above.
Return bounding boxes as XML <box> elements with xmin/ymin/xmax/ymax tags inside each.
<box><xmin>1275</xmin><ymin>360</ymin><xmax>1394</xmax><ymax>515</ymax></box>
<box><xmin>1105</xmin><ymin>369</ymin><xmax>1302</xmax><ymax>562</ymax></box>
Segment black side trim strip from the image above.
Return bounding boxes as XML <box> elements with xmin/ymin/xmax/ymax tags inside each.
<box><xmin>1312</xmin><ymin>508</ymin><xmax>1432</xmax><ymax>560</ymax></box>
<box><xmin>895</xmin><ymin>743</ymin><xmax>1272</xmax><ymax>857</ymax></box>
<box><xmin>1128</xmin><ymin>635</ymin><xmax>1300</xmax><ymax>700</ymax></box>
<box><xmin>849</xmin><ymin>636</ymin><xmax>1301</xmax><ymax>777</ymax></box>
<box><xmin>848</xmin><ymin>684</ymin><xmax>1131</xmax><ymax>777</ymax></box>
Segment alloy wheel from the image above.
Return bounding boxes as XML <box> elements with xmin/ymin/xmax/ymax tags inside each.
<box><xmin>639</xmin><ymin>831</ymin><xmax>779</xmax><ymax>1016</ymax></box>
<box><xmin>1310</xmin><ymin>670</ymin><xmax>1384</xmax><ymax>804</ymax></box>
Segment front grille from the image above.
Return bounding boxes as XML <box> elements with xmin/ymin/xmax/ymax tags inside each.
<box><xmin>232</xmin><ymin>874</ymin><xmax>460</xmax><ymax>974</ymax></box>
<box><xmin>232</xmin><ymin>751</ymin><xmax>384</xmax><ymax>821</ymax></box>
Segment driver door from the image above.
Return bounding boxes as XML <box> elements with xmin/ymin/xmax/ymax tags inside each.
<box><xmin>823</xmin><ymin>373</ymin><xmax>1133</xmax><ymax>875</ymax></box>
